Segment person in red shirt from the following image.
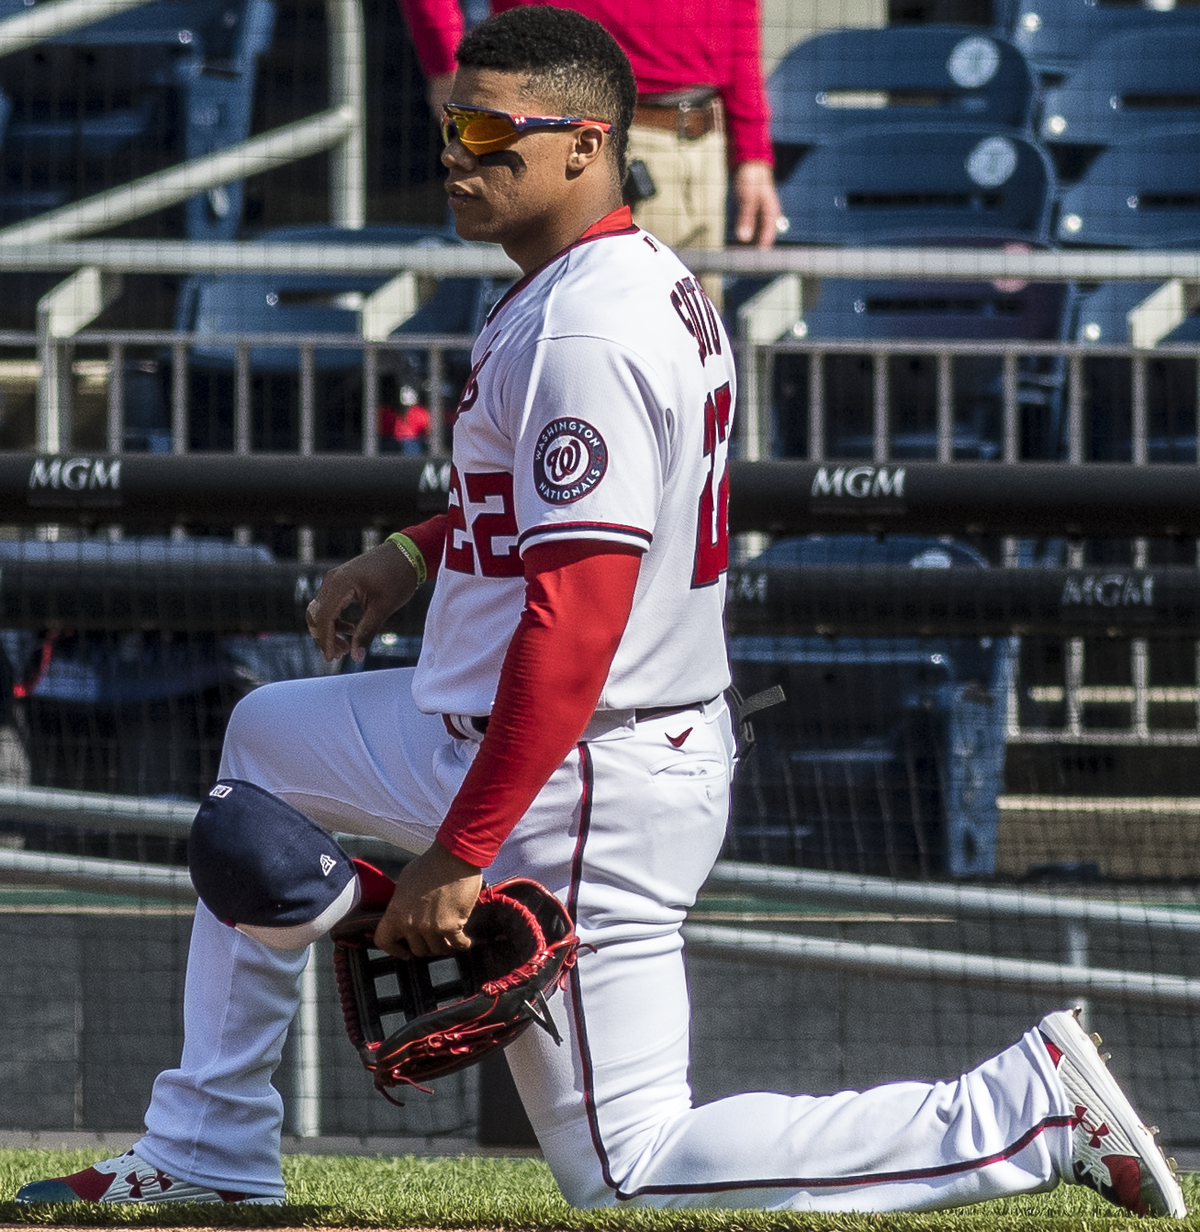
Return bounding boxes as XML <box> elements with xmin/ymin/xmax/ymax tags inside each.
<box><xmin>399</xmin><ymin>0</ymin><xmax>782</xmax><ymax>300</ymax></box>
<box><xmin>378</xmin><ymin>383</ymin><xmax>433</xmax><ymax>454</ymax></box>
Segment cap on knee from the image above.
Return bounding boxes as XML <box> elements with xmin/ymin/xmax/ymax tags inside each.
<box><xmin>188</xmin><ymin>779</ymin><xmax>381</xmax><ymax>950</ymax></box>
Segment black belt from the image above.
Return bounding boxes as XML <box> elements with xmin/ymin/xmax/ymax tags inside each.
<box><xmin>634</xmin><ymin>697</ymin><xmax>718</xmax><ymax>723</ymax></box>
<box><xmin>446</xmin><ymin>698</ymin><xmax>716</xmax><ymax>739</ymax></box>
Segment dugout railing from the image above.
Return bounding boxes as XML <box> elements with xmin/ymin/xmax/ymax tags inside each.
<box><xmin>1</xmin><ymin>319</ymin><xmax>1199</xmax><ymax>757</ymax></box>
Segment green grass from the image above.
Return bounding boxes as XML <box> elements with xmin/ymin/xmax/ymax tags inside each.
<box><xmin>0</xmin><ymin>1149</ymin><xmax>1197</xmax><ymax>1230</ymax></box>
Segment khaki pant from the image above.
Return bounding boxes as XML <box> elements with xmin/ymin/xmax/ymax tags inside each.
<box><xmin>627</xmin><ymin>122</ymin><xmax>727</xmax><ymax>306</ymax></box>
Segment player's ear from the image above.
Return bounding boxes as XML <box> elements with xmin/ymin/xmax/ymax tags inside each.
<box><xmin>566</xmin><ymin>123</ymin><xmax>606</xmax><ymax>171</ymax></box>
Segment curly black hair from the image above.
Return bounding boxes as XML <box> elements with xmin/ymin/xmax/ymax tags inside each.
<box><xmin>456</xmin><ymin>6</ymin><xmax>637</xmax><ymax>179</ymax></box>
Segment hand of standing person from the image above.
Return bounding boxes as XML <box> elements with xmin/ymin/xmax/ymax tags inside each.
<box><xmin>732</xmin><ymin>159</ymin><xmax>782</xmax><ymax>247</ymax></box>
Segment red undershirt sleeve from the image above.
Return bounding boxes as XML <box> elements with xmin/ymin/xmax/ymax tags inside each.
<box><xmin>435</xmin><ymin>539</ymin><xmax>643</xmax><ymax>868</ymax></box>
<box><xmin>400</xmin><ymin>514</ymin><xmax>449</xmax><ymax>581</ymax></box>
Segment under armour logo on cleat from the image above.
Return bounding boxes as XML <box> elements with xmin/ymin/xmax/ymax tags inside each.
<box><xmin>667</xmin><ymin>729</ymin><xmax>692</xmax><ymax>748</ymax></box>
<box><xmin>320</xmin><ymin>854</ymin><xmax>337</xmax><ymax>876</ymax></box>
<box><xmin>1074</xmin><ymin>1105</ymin><xmax>1112</xmax><ymax>1149</ymax></box>
<box><xmin>125</xmin><ymin>1170</ymin><xmax>172</xmax><ymax>1199</ymax></box>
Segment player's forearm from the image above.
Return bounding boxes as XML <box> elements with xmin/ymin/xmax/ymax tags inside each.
<box><xmin>436</xmin><ymin>542</ymin><xmax>642</xmax><ymax>868</ymax></box>
<box><xmin>395</xmin><ymin>513</ymin><xmax>449</xmax><ymax>582</ymax></box>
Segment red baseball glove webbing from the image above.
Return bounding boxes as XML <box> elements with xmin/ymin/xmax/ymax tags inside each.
<box><xmin>331</xmin><ymin>877</ymin><xmax>579</xmax><ymax>1102</ymax></box>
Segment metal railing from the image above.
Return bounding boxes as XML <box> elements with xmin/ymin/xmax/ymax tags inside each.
<box><xmin>5</xmin><ymin>317</ymin><xmax>1200</xmax><ymax>748</ymax></box>
<box><xmin>0</xmin><ymin>0</ymin><xmax>366</xmax><ymax>241</ymax></box>
<box><xmin>3</xmin><ymin>785</ymin><xmax>1199</xmax><ymax>1011</ymax></box>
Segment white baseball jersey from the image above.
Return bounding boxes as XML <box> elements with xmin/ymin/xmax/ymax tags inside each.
<box><xmin>412</xmin><ymin>214</ymin><xmax>737</xmax><ymax>718</ymax></box>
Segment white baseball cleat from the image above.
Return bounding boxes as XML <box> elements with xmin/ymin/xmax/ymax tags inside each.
<box><xmin>1039</xmin><ymin>1008</ymin><xmax>1186</xmax><ymax>1218</ymax></box>
<box><xmin>14</xmin><ymin>1149</ymin><xmax>281</xmax><ymax>1205</ymax></box>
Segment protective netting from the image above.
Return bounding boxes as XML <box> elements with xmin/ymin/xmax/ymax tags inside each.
<box><xmin>0</xmin><ymin>0</ymin><xmax>1199</xmax><ymax>1168</ymax></box>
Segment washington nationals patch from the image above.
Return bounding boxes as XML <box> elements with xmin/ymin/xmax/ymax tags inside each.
<box><xmin>533</xmin><ymin>417</ymin><xmax>608</xmax><ymax>504</ymax></box>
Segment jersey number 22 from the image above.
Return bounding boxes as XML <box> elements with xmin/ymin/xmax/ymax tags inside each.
<box><xmin>692</xmin><ymin>382</ymin><xmax>732</xmax><ymax>588</ymax></box>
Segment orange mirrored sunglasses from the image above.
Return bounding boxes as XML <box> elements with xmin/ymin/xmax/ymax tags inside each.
<box><xmin>441</xmin><ymin>104</ymin><xmax>614</xmax><ymax>155</ymax></box>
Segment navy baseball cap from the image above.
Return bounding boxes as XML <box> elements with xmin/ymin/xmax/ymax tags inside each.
<box><xmin>189</xmin><ymin>779</ymin><xmax>367</xmax><ymax>950</ymax></box>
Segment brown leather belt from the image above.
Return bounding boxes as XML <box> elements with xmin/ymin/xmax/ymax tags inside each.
<box><xmin>633</xmin><ymin>89</ymin><xmax>721</xmax><ymax>141</ymax></box>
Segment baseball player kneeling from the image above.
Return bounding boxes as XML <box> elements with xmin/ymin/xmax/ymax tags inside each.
<box><xmin>17</xmin><ymin>6</ymin><xmax>1184</xmax><ymax>1217</ymax></box>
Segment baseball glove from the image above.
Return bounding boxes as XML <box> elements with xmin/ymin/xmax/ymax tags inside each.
<box><xmin>331</xmin><ymin>876</ymin><xmax>579</xmax><ymax>1101</ymax></box>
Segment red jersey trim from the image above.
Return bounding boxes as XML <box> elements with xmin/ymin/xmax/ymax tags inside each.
<box><xmin>517</xmin><ymin>522</ymin><xmax>653</xmax><ymax>549</ymax></box>
<box><xmin>486</xmin><ymin>206</ymin><xmax>641</xmax><ymax>327</ymax></box>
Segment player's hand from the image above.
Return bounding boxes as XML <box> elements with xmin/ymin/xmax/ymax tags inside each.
<box><xmin>732</xmin><ymin>160</ymin><xmax>782</xmax><ymax>248</ymax></box>
<box><xmin>305</xmin><ymin>541</ymin><xmax>418</xmax><ymax>663</ymax></box>
<box><xmin>375</xmin><ymin>842</ymin><xmax>483</xmax><ymax>959</ymax></box>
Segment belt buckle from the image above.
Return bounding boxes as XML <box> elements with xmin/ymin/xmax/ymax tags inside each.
<box><xmin>677</xmin><ymin>98</ymin><xmax>714</xmax><ymax>141</ymax></box>
<box><xmin>677</xmin><ymin>100</ymin><xmax>699</xmax><ymax>141</ymax></box>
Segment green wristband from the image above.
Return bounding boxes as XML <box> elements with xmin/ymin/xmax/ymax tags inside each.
<box><xmin>386</xmin><ymin>532</ymin><xmax>427</xmax><ymax>587</ymax></box>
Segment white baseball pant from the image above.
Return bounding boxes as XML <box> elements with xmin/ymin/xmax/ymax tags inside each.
<box><xmin>135</xmin><ymin>666</ymin><xmax>1073</xmax><ymax>1209</ymax></box>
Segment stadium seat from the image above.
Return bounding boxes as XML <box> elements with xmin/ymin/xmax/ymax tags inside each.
<box><xmin>46</xmin><ymin>1</ymin><xmax>251</xmax><ymax>60</ymax></box>
<box><xmin>727</xmin><ymin>534</ymin><xmax>1009</xmax><ymax>877</ymax></box>
<box><xmin>0</xmin><ymin>1</ymin><xmax>272</xmax><ymax>230</ymax></box>
<box><xmin>3</xmin><ymin>97</ymin><xmax>156</xmax><ymax>160</ymax></box>
<box><xmin>1056</xmin><ymin>128</ymin><xmax>1200</xmax><ymax>247</ymax></box>
<box><xmin>174</xmin><ymin>224</ymin><xmax>502</xmax><ymax>451</ymax></box>
<box><xmin>773</xmin><ymin>277</ymin><xmax>1068</xmax><ymax>460</ymax></box>
<box><xmin>1011</xmin><ymin>0</ymin><xmax>1200</xmax><ymax>79</ymax></box>
<box><xmin>1038</xmin><ymin>29</ymin><xmax>1200</xmax><ymax>150</ymax></box>
<box><xmin>182</xmin><ymin>0</ymin><xmax>275</xmax><ymax>241</ymax></box>
<box><xmin>178</xmin><ymin>224</ymin><xmax>492</xmax><ymax>371</ymax></box>
<box><xmin>777</xmin><ymin>127</ymin><xmax>1055</xmax><ymax>245</ymax></box>
<box><xmin>0</xmin><ymin>536</ymin><xmax>327</xmax><ymax>799</ymax></box>
<box><xmin>1161</xmin><ymin>314</ymin><xmax>1200</xmax><ymax>345</ymax></box>
<box><xmin>770</xmin><ymin>26</ymin><xmax>1035</xmax><ymax>164</ymax></box>
<box><xmin>1070</xmin><ymin>281</ymin><xmax>1162</xmax><ymax>346</ymax></box>
<box><xmin>0</xmin><ymin>0</ymin><xmax>252</xmax><ymax>84</ymax></box>
<box><xmin>797</xmin><ymin>277</ymin><xmax>1065</xmax><ymax>342</ymax></box>
<box><xmin>1067</xmin><ymin>282</ymin><xmax>1199</xmax><ymax>462</ymax></box>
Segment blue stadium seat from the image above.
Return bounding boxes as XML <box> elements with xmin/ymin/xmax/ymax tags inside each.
<box><xmin>1161</xmin><ymin>314</ymin><xmax>1200</xmax><ymax>345</ymax></box>
<box><xmin>1038</xmin><ymin>29</ymin><xmax>1200</xmax><ymax>149</ymax></box>
<box><xmin>1056</xmin><ymin>128</ymin><xmax>1200</xmax><ymax>247</ymax></box>
<box><xmin>780</xmin><ymin>277</ymin><xmax>1068</xmax><ymax>460</ymax></box>
<box><xmin>178</xmin><ymin>224</ymin><xmax>491</xmax><ymax>371</ymax></box>
<box><xmin>4</xmin><ymin>98</ymin><xmax>156</xmax><ymax>159</ymax></box>
<box><xmin>174</xmin><ymin>224</ymin><xmax>502</xmax><ymax>451</ymax></box>
<box><xmin>770</xmin><ymin>278</ymin><xmax>1068</xmax><ymax>461</ymax></box>
<box><xmin>0</xmin><ymin>1</ymin><xmax>273</xmax><ymax>228</ymax></box>
<box><xmin>1067</xmin><ymin>282</ymin><xmax>1199</xmax><ymax>462</ymax></box>
<box><xmin>0</xmin><ymin>0</ymin><xmax>251</xmax><ymax>80</ymax></box>
<box><xmin>770</xmin><ymin>26</ymin><xmax>1035</xmax><ymax>158</ymax></box>
<box><xmin>798</xmin><ymin>277</ymin><xmax>1064</xmax><ymax>341</ymax></box>
<box><xmin>777</xmin><ymin>127</ymin><xmax>1055</xmax><ymax>245</ymax></box>
<box><xmin>1011</xmin><ymin>0</ymin><xmax>1200</xmax><ymax>79</ymax></box>
<box><xmin>727</xmin><ymin>534</ymin><xmax>1009</xmax><ymax>877</ymax></box>
<box><xmin>48</xmin><ymin>1</ymin><xmax>249</xmax><ymax>60</ymax></box>
<box><xmin>182</xmin><ymin>0</ymin><xmax>275</xmax><ymax>241</ymax></box>
<box><xmin>1070</xmin><ymin>281</ymin><xmax>1161</xmax><ymax>345</ymax></box>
